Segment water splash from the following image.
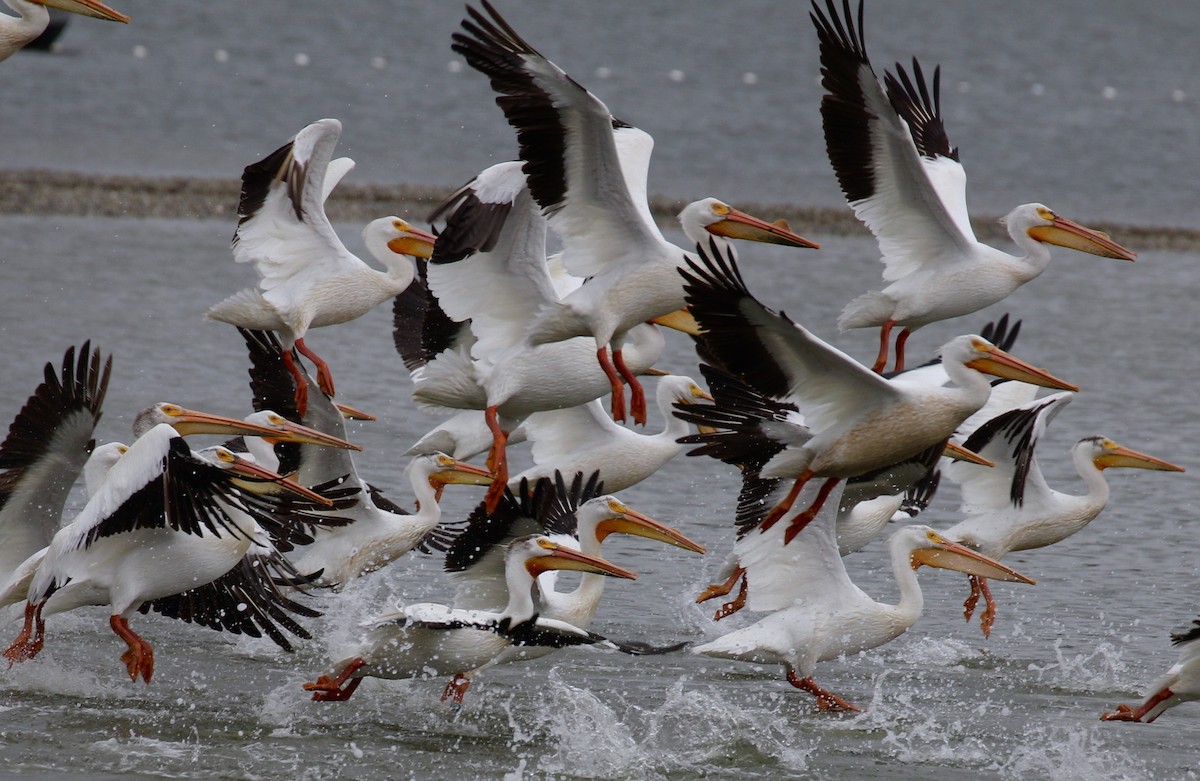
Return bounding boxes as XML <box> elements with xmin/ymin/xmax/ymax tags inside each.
<box><xmin>1026</xmin><ymin>638</ymin><xmax>1128</xmax><ymax>690</ymax></box>
<box><xmin>996</xmin><ymin>724</ymin><xmax>1149</xmax><ymax>780</ymax></box>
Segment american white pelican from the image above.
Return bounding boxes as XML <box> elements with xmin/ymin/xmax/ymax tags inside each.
<box><xmin>207</xmin><ymin>118</ymin><xmax>437</xmax><ymax>415</ymax></box>
<box><xmin>1</xmin><ymin>428</ymin><xmax>332</xmax><ymax>683</ymax></box>
<box><xmin>1102</xmin><ymin>620</ymin><xmax>1200</xmax><ymax>724</ymax></box>
<box><xmin>679</xmin><ymin>240</ymin><xmax>1076</xmax><ymax>552</ymax></box>
<box><xmin>231</xmin><ymin>328</ymin><xmax>493</xmax><ymax>589</ymax></box>
<box><xmin>421</xmin><ymin>160</ymin><xmax>663</xmax><ymax>510</ymax></box>
<box><xmin>691</xmin><ymin>478</ymin><xmax>1034</xmax><ymax>711</ymax></box>
<box><xmin>303</xmin><ymin>534</ymin><xmax>638</xmax><ymax>702</ymax></box>
<box><xmin>0</xmin><ymin>342</ymin><xmax>110</xmax><ymax>586</ymax></box>
<box><xmin>451</xmin><ymin>2</ymin><xmax>818</xmax><ymax>425</ymax></box>
<box><xmin>430</xmin><ymin>472</ymin><xmax>704</xmax><ymax>703</ymax></box>
<box><xmin>508</xmin><ymin>375</ymin><xmax>713</xmax><ymax>492</ymax></box>
<box><xmin>811</xmin><ymin>0</ymin><xmax>1136</xmax><ymax>373</ymax></box>
<box><xmin>0</xmin><ymin>0</ymin><xmax>128</xmax><ymax>62</ymax></box>
<box><xmin>940</xmin><ymin>390</ymin><xmax>1184</xmax><ymax>636</ymax></box>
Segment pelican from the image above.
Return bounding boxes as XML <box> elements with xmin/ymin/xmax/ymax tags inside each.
<box><xmin>941</xmin><ymin>390</ymin><xmax>1184</xmax><ymax>636</ymax></box>
<box><xmin>0</xmin><ymin>343</ymin><xmax>110</xmax><ymax>587</ymax></box>
<box><xmin>0</xmin><ymin>0</ymin><xmax>128</xmax><ymax>62</ymax></box>
<box><xmin>430</xmin><ymin>472</ymin><xmax>704</xmax><ymax>703</ymax></box>
<box><xmin>229</xmin><ymin>328</ymin><xmax>493</xmax><ymax>588</ymax></box>
<box><xmin>811</xmin><ymin>0</ymin><xmax>1136</xmax><ymax>374</ymax></box>
<box><xmin>691</xmin><ymin>478</ymin><xmax>1034</xmax><ymax>711</ymax></box>
<box><xmin>1</xmin><ymin>428</ymin><xmax>332</xmax><ymax>683</ymax></box>
<box><xmin>679</xmin><ymin>240</ymin><xmax>1076</xmax><ymax>553</ymax></box>
<box><xmin>508</xmin><ymin>375</ymin><xmax>713</xmax><ymax>493</ymax></box>
<box><xmin>421</xmin><ymin>161</ymin><xmax>662</xmax><ymax>510</ymax></box>
<box><xmin>451</xmin><ymin>2</ymin><xmax>818</xmax><ymax>425</ymax></box>
<box><xmin>303</xmin><ymin>534</ymin><xmax>638</xmax><ymax>702</ymax></box>
<box><xmin>206</xmin><ymin>118</ymin><xmax>437</xmax><ymax>415</ymax></box>
<box><xmin>1102</xmin><ymin>620</ymin><xmax>1200</xmax><ymax>724</ymax></box>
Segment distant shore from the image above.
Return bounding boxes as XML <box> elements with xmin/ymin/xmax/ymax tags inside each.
<box><xmin>2</xmin><ymin>169</ymin><xmax>1196</xmax><ymax>251</ymax></box>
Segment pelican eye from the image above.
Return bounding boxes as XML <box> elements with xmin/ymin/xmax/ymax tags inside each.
<box><xmin>162</xmin><ymin>404</ymin><xmax>182</xmax><ymax>417</ymax></box>
<box><xmin>1101</xmin><ymin>438</ymin><xmax>1119</xmax><ymax>450</ymax></box>
<box><xmin>536</xmin><ymin>538</ymin><xmax>556</xmax><ymax>551</ymax></box>
<box><xmin>690</xmin><ymin>384</ymin><xmax>705</xmax><ymax>397</ymax></box>
<box><xmin>392</xmin><ymin>219</ymin><xmax>410</xmax><ymax>232</ymax></box>
<box><xmin>925</xmin><ymin>530</ymin><xmax>943</xmax><ymax>544</ymax></box>
<box><xmin>970</xmin><ymin>337</ymin><xmax>991</xmax><ymax>352</ymax></box>
<box><xmin>117</xmin><ymin>445</ymin><xmax>129</xmax><ymax>455</ymax></box>
<box><xmin>1036</xmin><ymin>206</ymin><xmax>1055</xmax><ymax>221</ymax></box>
<box><xmin>437</xmin><ymin>455</ymin><xmax>454</xmax><ymax>467</ymax></box>
<box><xmin>711</xmin><ymin>201</ymin><xmax>730</xmax><ymax>216</ymax></box>
<box><xmin>217</xmin><ymin>449</ymin><xmax>236</xmax><ymax>464</ymax></box>
<box><xmin>267</xmin><ymin>413</ymin><xmax>285</xmax><ymax>425</ymax></box>
<box><xmin>607</xmin><ymin>498</ymin><xmax>626</xmax><ymax>514</ymax></box>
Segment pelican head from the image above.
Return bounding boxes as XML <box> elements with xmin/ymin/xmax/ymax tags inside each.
<box><xmin>900</xmin><ymin>526</ymin><xmax>1035</xmax><ymax>583</ymax></box>
<box><xmin>363</xmin><ymin>216</ymin><xmax>437</xmax><ymax>261</ymax></box>
<box><xmin>941</xmin><ymin>335</ymin><xmax>1079</xmax><ymax>391</ymax></box>
<box><xmin>406</xmin><ymin>452</ymin><xmax>494</xmax><ymax>489</ymax></box>
<box><xmin>1078</xmin><ymin>437</ymin><xmax>1185</xmax><ymax>473</ymax></box>
<box><xmin>133</xmin><ymin>403</ymin><xmax>303</xmax><ymax>439</ymax></box>
<box><xmin>1005</xmin><ymin>203</ymin><xmax>1136</xmax><ymax>261</ymax></box>
<box><xmin>658</xmin><ymin>374</ymin><xmax>714</xmax><ymax>405</ymax></box>
<box><xmin>196</xmin><ymin>446</ymin><xmax>334</xmax><ymax>507</ymax></box>
<box><xmin>579</xmin><ymin>496</ymin><xmax>707</xmax><ymax>553</ymax></box>
<box><xmin>679</xmin><ymin>198</ymin><xmax>820</xmax><ymax>249</ymax></box>
<box><xmin>516</xmin><ymin>535</ymin><xmax>638</xmax><ymax>579</ymax></box>
<box><xmin>240</xmin><ymin>410</ymin><xmax>361</xmax><ymax>450</ymax></box>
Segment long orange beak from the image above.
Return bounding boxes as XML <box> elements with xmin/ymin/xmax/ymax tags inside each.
<box><xmin>38</xmin><ymin>0</ymin><xmax>130</xmax><ymax>22</ymax></box>
<box><xmin>910</xmin><ymin>532</ymin><xmax>1035</xmax><ymax>584</ymax></box>
<box><xmin>525</xmin><ymin>538</ymin><xmax>637</xmax><ymax>579</ymax></box>
<box><xmin>595</xmin><ymin>500</ymin><xmax>707</xmax><ymax>554</ymax></box>
<box><xmin>218</xmin><ymin>449</ymin><xmax>334</xmax><ymax>507</ymax></box>
<box><xmin>1028</xmin><ymin>215</ymin><xmax>1136</xmax><ymax>261</ymax></box>
<box><xmin>944</xmin><ymin>441</ymin><xmax>995</xmax><ymax>467</ymax></box>
<box><xmin>964</xmin><ymin>342</ymin><xmax>1079</xmax><ymax>392</ymax></box>
<box><xmin>1094</xmin><ymin>441</ymin><xmax>1185</xmax><ymax>473</ymax></box>
<box><xmin>387</xmin><ymin>223</ymin><xmax>438</xmax><ymax>259</ymax></box>
<box><xmin>263</xmin><ymin>417</ymin><xmax>362</xmax><ymax>451</ymax></box>
<box><xmin>429</xmin><ymin>455</ymin><xmax>495</xmax><ymax>486</ymax></box>
<box><xmin>166</xmin><ymin>407</ymin><xmax>294</xmax><ymax>439</ymax></box>
<box><xmin>706</xmin><ymin>208</ymin><xmax>820</xmax><ymax>249</ymax></box>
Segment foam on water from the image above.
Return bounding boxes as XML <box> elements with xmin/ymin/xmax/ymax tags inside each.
<box><xmin>995</xmin><ymin>724</ymin><xmax>1152</xmax><ymax>780</ymax></box>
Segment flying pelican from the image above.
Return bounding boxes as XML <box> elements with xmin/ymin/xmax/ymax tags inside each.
<box><xmin>451</xmin><ymin>2</ymin><xmax>818</xmax><ymax>425</ymax></box>
<box><xmin>940</xmin><ymin>390</ymin><xmax>1184</xmax><ymax>636</ymax></box>
<box><xmin>508</xmin><ymin>375</ymin><xmax>713</xmax><ymax>492</ymax></box>
<box><xmin>0</xmin><ymin>342</ymin><xmax>110</xmax><ymax>587</ymax></box>
<box><xmin>429</xmin><ymin>472</ymin><xmax>703</xmax><ymax>703</ymax></box>
<box><xmin>1102</xmin><ymin>620</ymin><xmax>1200</xmax><ymax>724</ymax></box>
<box><xmin>1</xmin><ymin>427</ymin><xmax>333</xmax><ymax>683</ymax></box>
<box><xmin>207</xmin><ymin>118</ymin><xmax>437</xmax><ymax>415</ymax></box>
<box><xmin>0</xmin><ymin>0</ymin><xmax>128</xmax><ymax>62</ymax></box>
<box><xmin>303</xmin><ymin>534</ymin><xmax>639</xmax><ymax>702</ymax></box>
<box><xmin>230</xmin><ymin>328</ymin><xmax>493</xmax><ymax>588</ymax></box>
<box><xmin>811</xmin><ymin>0</ymin><xmax>1136</xmax><ymax>373</ymax></box>
<box><xmin>421</xmin><ymin>161</ymin><xmax>663</xmax><ymax>510</ymax></box>
<box><xmin>679</xmin><ymin>240</ymin><xmax>1076</xmax><ymax>553</ymax></box>
<box><xmin>691</xmin><ymin>478</ymin><xmax>1034</xmax><ymax>711</ymax></box>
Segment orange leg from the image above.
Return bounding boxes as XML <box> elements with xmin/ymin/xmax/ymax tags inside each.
<box><xmin>295</xmin><ymin>338</ymin><xmax>336</xmax><ymax>398</ymax></box>
<box><xmin>1102</xmin><ymin>687</ymin><xmax>1176</xmax><ymax>723</ymax></box>
<box><xmin>893</xmin><ymin>328</ymin><xmax>912</xmax><ymax>373</ymax></box>
<box><xmin>786</xmin><ymin>669</ymin><xmax>862</xmax><ymax>712</ymax></box>
<box><xmin>483</xmin><ymin>405</ymin><xmax>508</xmax><ymax>513</ymax></box>
<box><xmin>304</xmin><ymin>657</ymin><xmax>368</xmax><ymax>702</ymax></box>
<box><xmin>759</xmin><ymin>471</ymin><xmax>813</xmax><ymax>533</ymax></box>
<box><xmin>696</xmin><ymin>566</ymin><xmax>745</xmax><ymax>604</ymax></box>
<box><xmin>783</xmin><ymin>478</ymin><xmax>842</xmax><ymax>545</ymax></box>
<box><xmin>963</xmin><ymin>575</ymin><xmax>982</xmax><ymax>622</ymax></box>
<box><xmin>3</xmin><ymin>602</ymin><xmax>46</xmax><ymax>665</ymax></box>
<box><xmin>713</xmin><ymin>574</ymin><xmax>749</xmax><ymax>621</ymax></box>
<box><xmin>281</xmin><ymin>349</ymin><xmax>310</xmax><ymax>418</ymax></box>
<box><xmin>441</xmin><ymin>673</ymin><xmax>473</xmax><ymax>705</ymax></box>
<box><xmin>597</xmin><ymin>347</ymin><xmax>627</xmax><ymax>423</ymax></box>
<box><xmin>109</xmin><ymin>615</ymin><xmax>154</xmax><ymax>684</ymax></box>
<box><xmin>613</xmin><ymin>349</ymin><xmax>646</xmax><ymax>427</ymax></box>
<box><xmin>871</xmin><ymin>320</ymin><xmax>895</xmax><ymax>374</ymax></box>
<box><xmin>977</xmin><ymin>577</ymin><xmax>996</xmax><ymax>638</ymax></box>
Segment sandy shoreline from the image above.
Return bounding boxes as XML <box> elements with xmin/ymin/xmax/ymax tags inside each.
<box><xmin>2</xmin><ymin>169</ymin><xmax>1195</xmax><ymax>251</ymax></box>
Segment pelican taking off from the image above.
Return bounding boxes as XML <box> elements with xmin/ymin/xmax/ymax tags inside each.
<box><xmin>811</xmin><ymin>0</ymin><xmax>1135</xmax><ymax>373</ymax></box>
<box><xmin>207</xmin><ymin>118</ymin><xmax>437</xmax><ymax>415</ymax></box>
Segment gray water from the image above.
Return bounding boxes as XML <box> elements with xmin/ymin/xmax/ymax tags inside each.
<box><xmin>2</xmin><ymin>1</ymin><xmax>1200</xmax><ymax>778</ymax></box>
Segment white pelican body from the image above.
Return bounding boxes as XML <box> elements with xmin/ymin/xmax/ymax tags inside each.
<box><xmin>509</xmin><ymin>375</ymin><xmax>712</xmax><ymax>492</ymax></box>
<box><xmin>208</xmin><ymin>118</ymin><xmax>435</xmax><ymax>411</ymax></box>
<box><xmin>452</xmin><ymin>3</ymin><xmax>817</xmax><ymax>424</ymax></box>
<box><xmin>0</xmin><ymin>0</ymin><xmax>128</xmax><ymax>61</ymax></box>
<box><xmin>941</xmin><ymin>389</ymin><xmax>1184</xmax><ymax>635</ymax></box>
<box><xmin>679</xmin><ymin>241</ymin><xmax>1076</xmax><ymax>546</ymax></box>
<box><xmin>811</xmin><ymin>0</ymin><xmax>1136</xmax><ymax>373</ymax></box>
<box><xmin>692</xmin><ymin>479</ymin><xmax>1033</xmax><ymax>710</ymax></box>
<box><xmin>1103</xmin><ymin>621</ymin><xmax>1200</xmax><ymax>724</ymax></box>
<box><xmin>2</xmin><ymin>428</ymin><xmax>329</xmax><ymax>682</ymax></box>
<box><xmin>303</xmin><ymin>534</ymin><xmax>637</xmax><ymax>702</ymax></box>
